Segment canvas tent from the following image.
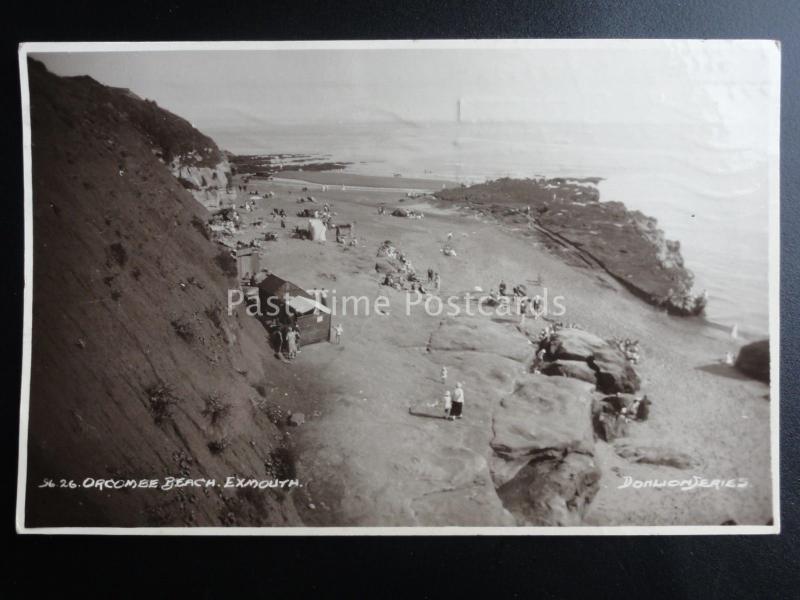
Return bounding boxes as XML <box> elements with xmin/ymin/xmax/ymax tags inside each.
<box><xmin>236</xmin><ymin>248</ymin><xmax>261</xmax><ymax>282</ymax></box>
<box><xmin>307</xmin><ymin>218</ymin><xmax>327</xmax><ymax>241</ymax></box>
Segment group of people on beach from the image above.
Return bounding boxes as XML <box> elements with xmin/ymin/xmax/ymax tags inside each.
<box><xmin>426</xmin><ymin>268</ymin><xmax>442</xmax><ymax>292</ymax></box>
<box><xmin>612</xmin><ymin>337</ymin><xmax>641</xmax><ymax>364</ymax></box>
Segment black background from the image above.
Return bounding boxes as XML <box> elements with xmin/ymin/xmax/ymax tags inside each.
<box><xmin>4</xmin><ymin>1</ymin><xmax>798</xmax><ymax>597</ymax></box>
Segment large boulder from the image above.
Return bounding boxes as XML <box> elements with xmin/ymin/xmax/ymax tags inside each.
<box><xmin>549</xmin><ymin>328</ymin><xmax>607</xmax><ymax>361</ymax></box>
<box><xmin>590</xmin><ymin>346</ymin><xmax>641</xmax><ymax>393</ymax></box>
<box><xmin>490</xmin><ymin>375</ymin><xmax>600</xmax><ymax>526</ymax></box>
<box><xmin>540</xmin><ymin>359</ymin><xmax>597</xmax><ymax>384</ymax></box>
<box><xmin>496</xmin><ymin>451</ymin><xmax>600</xmax><ymax>526</ymax></box>
<box><xmin>735</xmin><ymin>339</ymin><xmax>770</xmax><ymax>383</ymax></box>
<box><xmin>490</xmin><ymin>375</ymin><xmax>595</xmax><ymax>485</ymax></box>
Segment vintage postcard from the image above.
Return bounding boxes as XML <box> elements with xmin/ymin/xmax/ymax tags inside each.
<box><xmin>16</xmin><ymin>40</ymin><xmax>780</xmax><ymax>534</ymax></box>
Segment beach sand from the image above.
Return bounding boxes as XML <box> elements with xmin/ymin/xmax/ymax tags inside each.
<box><xmin>230</xmin><ymin>174</ymin><xmax>772</xmax><ymax>527</ymax></box>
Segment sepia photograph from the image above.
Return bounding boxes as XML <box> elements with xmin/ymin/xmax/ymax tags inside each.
<box><xmin>16</xmin><ymin>40</ymin><xmax>780</xmax><ymax>533</ymax></box>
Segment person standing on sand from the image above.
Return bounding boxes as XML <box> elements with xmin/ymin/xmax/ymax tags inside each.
<box><xmin>280</xmin><ymin>217</ymin><xmax>286</xmax><ymax>229</ymax></box>
<box><xmin>427</xmin><ymin>268</ymin><xmax>434</xmax><ymax>284</ymax></box>
<box><xmin>451</xmin><ymin>382</ymin><xmax>464</xmax><ymax>419</ymax></box>
<box><xmin>334</xmin><ymin>323</ymin><xmax>343</xmax><ymax>344</ymax></box>
<box><xmin>440</xmin><ymin>365</ymin><xmax>448</xmax><ymax>385</ymax></box>
<box><xmin>286</xmin><ymin>328</ymin><xmax>298</xmax><ymax>359</ymax></box>
<box><xmin>443</xmin><ymin>390</ymin><xmax>453</xmax><ymax>420</ymax></box>
<box><xmin>434</xmin><ymin>272</ymin><xmax>441</xmax><ymax>292</ymax></box>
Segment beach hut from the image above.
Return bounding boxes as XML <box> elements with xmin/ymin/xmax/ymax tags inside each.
<box><xmin>236</xmin><ymin>248</ymin><xmax>261</xmax><ymax>283</ymax></box>
<box><xmin>257</xmin><ymin>274</ymin><xmax>332</xmax><ymax>346</ymax></box>
<box><xmin>307</xmin><ymin>218</ymin><xmax>327</xmax><ymax>241</ymax></box>
<box><xmin>335</xmin><ymin>223</ymin><xmax>355</xmax><ymax>243</ymax></box>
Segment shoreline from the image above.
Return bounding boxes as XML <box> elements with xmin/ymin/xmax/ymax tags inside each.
<box><xmin>241</xmin><ymin>158</ymin><xmax>769</xmax><ymax>339</ymax></box>
<box><xmin>238</xmin><ymin>166</ymin><xmax>768</xmax><ymax>340</ymax></box>
<box><xmin>248</xmin><ymin>169</ymin><xmax>457</xmax><ymax>192</ymax></box>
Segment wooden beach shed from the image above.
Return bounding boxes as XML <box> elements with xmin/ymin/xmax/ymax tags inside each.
<box><xmin>257</xmin><ymin>274</ymin><xmax>332</xmax><ymax>346</ymax></box>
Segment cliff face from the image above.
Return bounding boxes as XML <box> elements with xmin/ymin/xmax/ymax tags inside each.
<box><xmin>171</xmin><ymin>158</ymin><xmax>236</xmax><ymax>210</ymax></box>
<box><xmin>25</xmin><ymin>59</ymin><xmax>299</xmax><ymax>527</ymax></box>
<box><xmin>436</xmin><ymin>178</ymin><xmax>705</xmax><ymax>316</ymax></box>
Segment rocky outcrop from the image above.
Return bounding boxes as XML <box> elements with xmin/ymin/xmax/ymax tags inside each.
<box><xmin>490</xmin><ymin>375</ymin><xmax>600</xmax><ymax>525</ymax></box>
<box><xmin>32</xmin><ymin>57</ymin><xmax>238</xmax><ymax>214</ymax></box>
<box><xmin>436</xmin><ymin>178</ymin><xmax>704</xmax><ymax>316</ymax></box>
<box><xmin>540</xmin><ymin>360</ymin><xmax>597</xmax><ymax>384</ymax></box>
<box><xmin>546</xmin><ymin>328</ymin><xmax>641</xmax><ymax>394</ymax></box>
<box><xmin>589</xmin><ymin>346</ymin><xmax>641</xmax><ymax>394</ymax></box>
<box><xmin>735</xmin><ymin>339</ymin><xmax>770</xmax><ymax>383</ymax></box>
<box><xmin>547</xmin><ymin>328</ymin><xmax>607</xmax><ymax>361</ymax></box>
<box><xmin>171</xmin><ymin>156</ymin><xmax>236</xmax><ymax>211</ymax></box>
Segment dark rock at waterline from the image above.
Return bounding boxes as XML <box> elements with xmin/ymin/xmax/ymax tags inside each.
<box><xmin>735</xmin><ymin>339</ymin><xmax>770</xmax><ymax>383</ymax></box>
<box><xmin>435</xmin><ymin>178</ymin><xmax>703</xmax><ymax>316</ymax></box>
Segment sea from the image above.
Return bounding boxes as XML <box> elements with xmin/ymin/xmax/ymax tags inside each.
<box><xmin>210</xmin><ymin>120</ymin><xmax>772</xmax><ymax>338</ymax></box>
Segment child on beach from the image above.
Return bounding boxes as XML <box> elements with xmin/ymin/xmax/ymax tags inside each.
<box><xmin>440</xmin><ymin>366</ymin><xmax>448</xmax><ymax>384</ymax></box>
<box><xmin>443</xmin><ymin>390</ymin><xmax>453</xmax><ymax>420</ymax></box>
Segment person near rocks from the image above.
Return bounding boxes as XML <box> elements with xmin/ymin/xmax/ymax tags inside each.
<box><xmin>533</xmin><ymin>347</ymin><xmax>547</xmax><ymax>373</ymax></box>
<box><xmin>499</xmin><ymin>280</ymin><xmax>507</xmax><ymax>296</ymax></box>
<box><xmin>333</xmin><ymin>323</ymin><xmax>343</xmax><ymax>344</ymax></box>
<box><xmin>427</xmin><ymin>268</ymin><xmax>434</xmax><ymax>283</ymax></box>
<box><xmin>273</xmin><ymin>327</ymin><xmax>284</xmax><ymax>354</ymax></box>
<box><xmin>451</xmin><ymin>382</ymin><xmax>465</xmax><ymax>420</ymax></box>
<box><xmin>286</xmin><ymin>328</ymin><xmax>299</xmax><ymax>359</ymax></box>
<box><xmin>280</xmin><ymin>217</ymin><xmax>286</xmax><ymax>229</ymax></box>
<box><xmin>633</xmin><ymin>395</ymin><xmax>651</xmax><ymax>421</ymax></box>
<box><xmin>434</xmin><ymin>272</ymin><xmax>441</xmax><ymax>292</ymax></box>
<box><xmin>532</xmin><ymin>295</ymin><xmax>543</xmax><ymax>317</ymax></box>
<box><xmin>440</xmin><ymin>365</ymin><xmax>448</xmax><ymax>384</ymax></box>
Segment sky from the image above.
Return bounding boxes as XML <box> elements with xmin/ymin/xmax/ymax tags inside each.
<box><xmin>33</xmin><ymin>41</ymin><xmax>779</xmax><ymax>152</ymax></box>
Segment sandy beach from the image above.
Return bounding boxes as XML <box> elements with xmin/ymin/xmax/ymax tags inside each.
<box><xmin>225</xmin><ymin>173</ymin><xmax>772</xmax><ymax>526</ymax></box>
